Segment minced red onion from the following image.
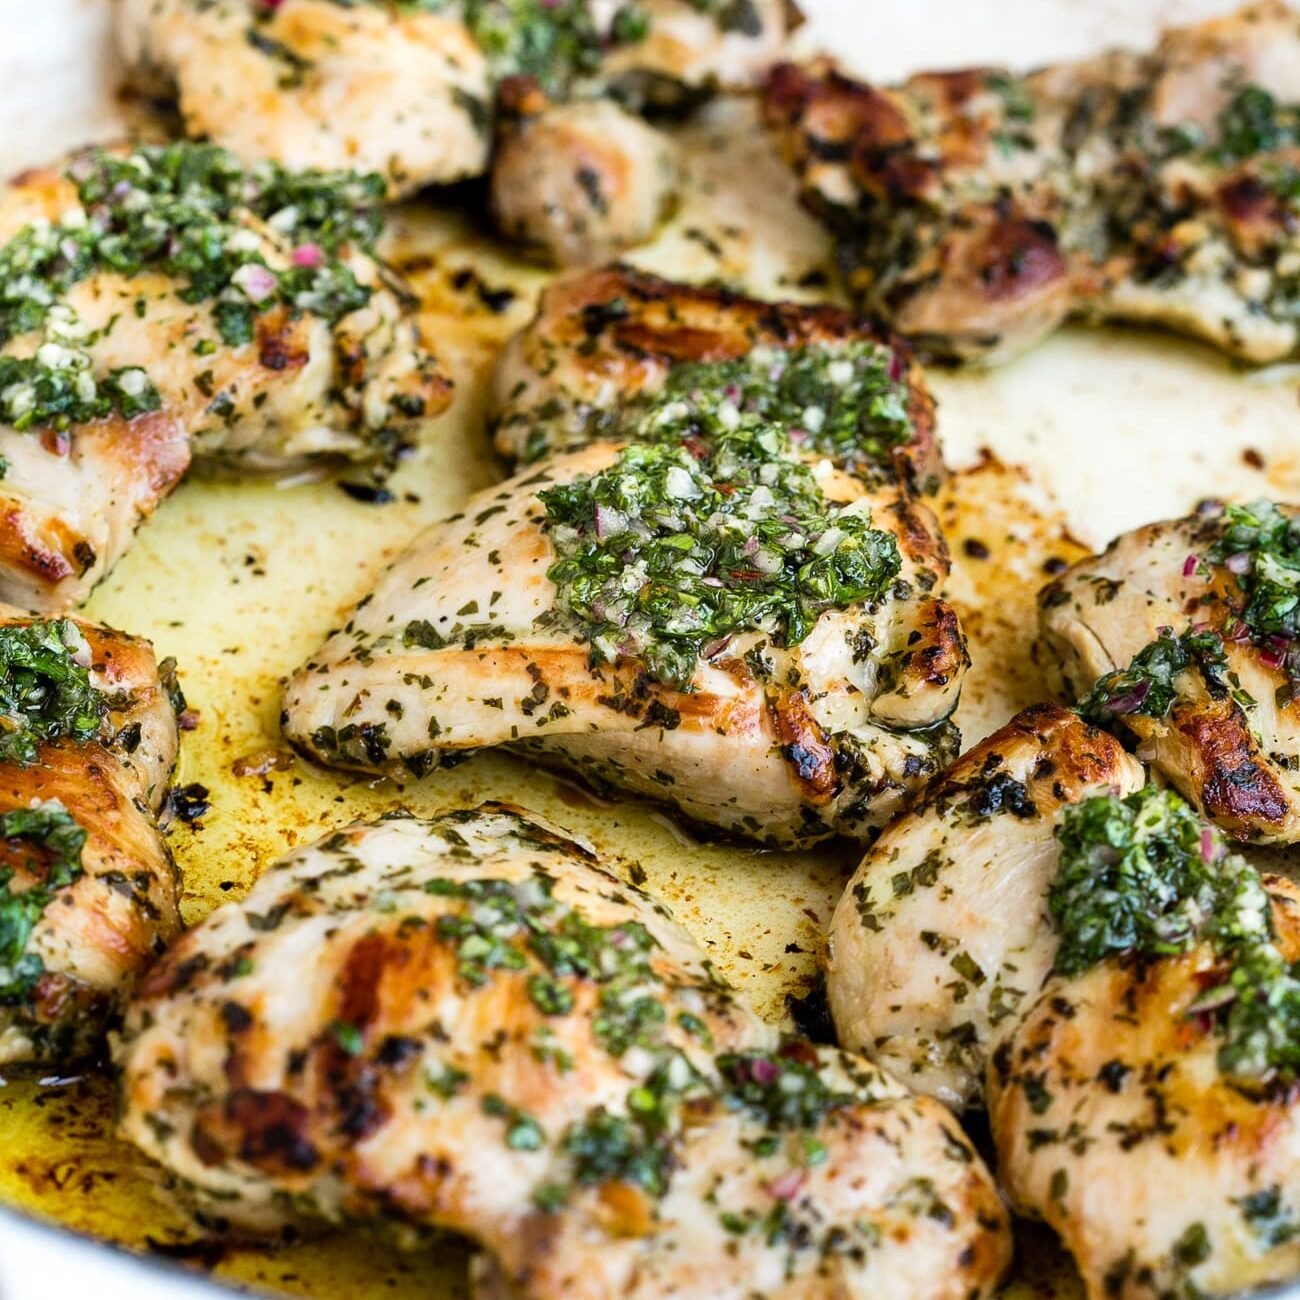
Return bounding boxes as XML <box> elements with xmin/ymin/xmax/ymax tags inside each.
<box><xmin>232</xmin><ymin>262</ymin><xmax>278</xmax><ymax>303</ymax></box>
<box><xmin>767</xmin><ymin>1169</ymin><xmax>805</xmax><ymax>1202</ymax></box>
<box><xmin>292</xmin><ymin>242</ymin><xmax>323</xmax><ymax>269</ymax></box>
<box><xmin>1224</xmin><ymin>552</ymin><xmax>1251</xmax><ymax>575</ymax></box>
<box><xmin>1104</xmin><ymin>679</ymin><xmax>1151</xmax><ymax>714</ymax></box>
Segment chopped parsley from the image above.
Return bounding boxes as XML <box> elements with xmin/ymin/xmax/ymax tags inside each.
<box><xmin>0</xmin><ymin>802</ymin><xmax>88</xmax><ymax>1004</ymax></box>
<box><xmin>540</xmin><ymin>414</ymin><xmax>901</xmax><ymax>688</ymax></box>
<box><xmin>1051</xmin><ymin>787</ymin><xmax>1229</xmax><ymax>976</ymax></box>
<box><xmin>655</xmin><ymin>342</ymin><xmax>914</xmax><ymax>480</ymax></box>
<box><xmin>1051</xmin><ymin>786</ymin><xmax>1300</xmax><ymax>1082</ymax></box>
<box><xmin>1077</xmin><ymin>626</ymin><xmax>1228</xmax><ymax>723</ymax></box>
<box><xmin>0</xmin><ymin>141</ymin><xmax>384</xmax><ymax>433</ymax></box>
<box><xmin>0</xmin><ymin>619</ymin><xmax>106</xmax><ymax>766</ymax></box>
<box><xmin>718</xmin><ymin>1046</ymin><xmax>855</xmax><ymax>1130</ymax></box>
<box><xmin>306</xmin><ymin>0</ymin><xmax>764</xmax><ymax>95</ymax></box>
<box><xmin>1208</xmin><ymin>501</ymin><xmax>1300</xmax><ymax>694</ymax></box>
<box><xmin>1213</xmin><ymin>85</ymin><xmax>1300</xmax><ymax>163</ymax></box>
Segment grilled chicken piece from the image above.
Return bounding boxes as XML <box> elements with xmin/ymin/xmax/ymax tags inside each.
<box><xmin>116</xmin><ymin>0</ymin><xmax>790</xmax><ymax>197</ymax></box>
<box><xmin>0</xmin><ymin>608</ymin><xmax>182</xmax><ymax>1065</ymax></box>
<box><xmin>1038</xmin><ymin>501</ymin><xmax>1300</xmax><ymax>844</ymax></box>
<box><xmin>115</xmin><ymin>0</ymin><xmax>494</xmax><ymax>197</ymax></box>
<box><xmin>490</xmin><ymin>82</ymin><xmax>679</xmax><ymax>268</ymax></box>
<box><xmin>117</xmin><ymin>805</ymin><xmax>1011</xmax><ymax>1298</ymax></box>
<box><xmin>0</xmin><ymin>141</ymin><xmax>448</xmax><ymax>611</ymax></box>
<box><xmin>288</xmin><ymin>269</ymin><xmax>963</xmax><ymax>846</ymax></box>
<box><xmin>763</xmin><ymin>2</ymin><xmax>1300</xmax><ymax>364</ymax></box>
<box><xmin>488</xmin><ymin>264</ymin><xmax>944</xmax><ymax>494</ymax></box>
<box><xmin>117</xmin><ymin>0</ymin><xmax>793</xmax><ymax>261</ymax></box>
<box><xmin>827</xmin><ymin>705</ymin><xmax>1143</xmax><ymax>1109</ymax></box>
<box><xmin>990</xmin><ymin>871</ymin><xmax>1300</xmax><ymax>1300</ymax></box>
<box><xmin>282</xmin><ymin>404</ymin><xmax>965</xmax><ymax>845</ymax></box>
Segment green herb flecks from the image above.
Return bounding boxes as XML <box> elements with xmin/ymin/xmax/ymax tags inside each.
<box><xmin>1077</xmin><ymin>626</ymin><xmax>1229</xmax><ymax>724</ymax></box>
<box><xmin>656</xmin><ymin>342</ymin><xmax>914</xmax><ymax>479</ymax></box>
<box><xmin>1208</xmin><ymin>501</ymin><xmax>1300</xmax><ymax>696</ymax></box>
<box><xmin>0</xmin><ymin>802</ymin><xmax>88</xmax><ymax>1004</ymax></box>
<box><xmin>0</xmin><ymin>619</ymin><xmax>106</xmax><ymax>766</ymax></box>
<box><xmin>1213</xmin><ymin>85</ymin><xmax>1300</xmax><ymax>163</ymax></box>
<box><xmin>540</xmin><ymin>414</ymin><xmax>901</xmax><ymax>689</ymax></box>
<box><xmin>718</xmin><ymin>1045</ymin><xmax>856</xmax><ymax>1130</ymax></box>
<box><xmin>308</xmin><ymin>0</ymin><xmax>763</xmax><ymax>93</ymax></box>
<box><xmin>424</xmin><ymin>870</ymin><xmax>664</xmax><ymax>1054</ymax></box>
<box><xmin>1051</xmin><ymin>787</ymin><xmax>1230</xmax><ymax>976</ymax></box>
<box><xmin>0</xmin><ymin>142</ymin><xmax>384</xmax><ymax>433</ymax></box>
<box><xmin>1051</xmin><ymin>785</ymin><xmax>1300</xmax><ymax>1082</ymax></box>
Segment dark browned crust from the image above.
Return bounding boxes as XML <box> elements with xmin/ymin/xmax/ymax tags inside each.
<box><xmin>1169</xmin><ymin>696</ymin><xmax>1293</xmax><ymax>838</ymax></box>
<box><xmin>893</xmin><ymin>596</ymin><xmax>970</xmax><ymax>693</ymax></box>
<box><xmin>915</xmin><ymin>703</ymin><xmax>1134</xmax><ymax>818</ymax></box>
<box><xmin>0</xmin><ymin>741</ymin><xmax>179</xmax><ymax>1059</ymax></box>
<box><xmin>770</xmin><ymin>687</ymin><xmax>839</xmax><ymax>803</ymax></box>
<box><xmin>498</xmin><ymin>263</ymin><xmax>944</xmax><ymax>493</ymax></box>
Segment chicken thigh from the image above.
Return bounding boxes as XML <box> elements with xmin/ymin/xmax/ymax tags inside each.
<box><xmin>285</xmin><ymin>274</ymin><xmax>965</xmax><ymax>845</ymax></box>
<box><xmin>117</xmin><ymin>804</ymin><xmax>1012</xmax><ymax>1300</ymax></box>
<box><xmin>827</xmin><ymin>704</ymin><xmax>1143</xmax><ymax>1109</ymax></box>
<box><xmin>0</xmin><ymin>607</ymin><xmax>182</xmax><ymax>1065</ymax></box>
<box><xmin>0</xmin><ymin>141</ymin><xmax>448</xmax><ymax>610</ymax></box>
<box><xmin>990</xmin><ymin>790</ymin><xmax>1300</xmax><ymax>1299</ymax></box>
<box><xmin>490</xmin><ymin>83</ymin><xmax>680</xmax><ymax>268</ymax></box>
<box><xmin>1038</xmin><ymin>500</ymin><xmax>1300</xmax><ymax>844</ymax></box>
<box><xmin>763</xmin><ymin>2</ymin><xmax>1300</xmax><ymax>364</ymax></box>
<box><xmin>488</xmin><ymin>264</ymin><xmax>944</xmax><ymax>493</ymax></box>
<box><xmin>116</xmin><ymin>0</ymin><xmax>794</xmax><ymax>263</ymax></box>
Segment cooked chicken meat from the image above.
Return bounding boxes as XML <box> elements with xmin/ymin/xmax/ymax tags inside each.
<box><xmin>0</xmin><ymin>141</ymin><xmax>448</xmax><ymax>610</ymax></box>
<box><xmin>285</xmin><ymin>272</ymin><xmax>966</xmax><ymax>845</ymax></box>
<box><xmin>116</xmin><ymin>0</ymin><xmax>494</xmax><ymax>196</ymax></box>
<box><xmin>0</xmin><ymin>607</ymin><xmax>181</xmax><ymax>1064</ymax></box>
<box><xmin>491</xmin><ymin>82</ymin><xmax>680</xmax><ymax>268</ymax></box>
<box><xmin>488</xmin><ymin>265</ymin><xmax>944</xmax><ymax>494</ymax></box>
<box><xmin>117</xmin><ymin>805</ymin><xmax>1012</xmax><ymax>1299</ymax></box>
<box><xmin>827</xmin><ymin>704</ymin><xmax>1143</xmax><ymax>1109</ymax></box>
<box><xmin>989</xmin><ymin>788</ymin><xmax>1300</xmax><ymax>1299</ymax></box>
<box><xmin>1038</xmin><ymin>499</ymin><xmax>1300</xmax><ymax>844</ymax></box>
<box><xmin>117</xmin><ymin>0</ymin><xmax>793</xmax><ymax>263</ymax></box>
<box><xmin>763</xmin><ymin>2</ymin><xmax>1300</xmax><ymax>364</ymax></box>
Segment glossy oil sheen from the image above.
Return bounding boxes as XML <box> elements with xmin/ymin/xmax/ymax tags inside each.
<box><xmin>0</xmin><ymin>2</ymin><xmax>1297</xmax><ymax>1298</ymax></box>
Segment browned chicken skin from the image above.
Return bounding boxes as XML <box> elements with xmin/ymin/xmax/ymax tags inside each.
<box><xmin>0</xmin><ymin>608</ymin><xmax>181</xmax><ymax>1065</ymax></box>
<box><xmin>1038</xmin><ymin>502</ymin><xmax>1300</xmax><ymax>844</ymax></box>
<box><xmin>0</xmin><ymin>142</ymin><xmax>449</xmax><ymax>612</ymax></box>
<box><xmin>490</xmin><ymin>81</ymin><xmax>680</xmax><ymax>269</ymax></box>
<box><xmin>285</xmin><ymin>267</ymin><xmax>967</xmax><ymax>846</ymax></box>
<box><xmin>116</xmin><ymin>0</ymin><xmax>796</xmax><ymax>264</ymax></box>
<box><xmin>828</xmin><ymin>704</ymin><xmax>1144</xmax><ymax>1109</ymax></box>
<box><xmin>488</xmin><ymin>264</ymin><xmax>944</xmax><ymax>493</ymax></box>
<box><xmin>764</xmin><ymin>2</ymin><xmax>1300</xmax><ymax>363</ymax></box>
<box><xmin>990</xmin><ymin>874</ymin><xmax>1300</xmax><ymax>1299</ymax></box>
<box><xmin>117</xmin><ymin>805</ymin><xmax>1012</xmax><ymax>1299</ymax></box>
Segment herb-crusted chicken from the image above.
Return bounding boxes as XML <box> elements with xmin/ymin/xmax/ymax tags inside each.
<box><xmin>489</xmin><ymin>266</ymin><xmax>943</xmax><ymax>491</ymax></box>
<box><xmin>763</xmin><ymin>1</ymin><xmax>1300</xmax><ymax>364</ymax></box>
<box><xmin>284</xmin><ymin>276</ymin><xmax>966</xmax><ymax>845</ymax></box>
<box><xmin>117</xmin><ymin>0</ymin><xmax>795</xmax><ymax>263</ymax></box>
<box><xmin>490</xmin><ymin>82</ymin><xmax>680</xmax><ymax>269</ymax></box>
<box><xmin>117</xmin><ymin>805</ymin><xmax>1012</xmax><ymax>1299</ymax></box>
<box><xmin>0</xmin><ymin>608</ymin><xmax>182</xmax><ymax>1065</ymax></box>
<box><xmin>1038</xmin><ymin>499</ymin><xmax>1300</xmax><ymax>844</ymax></box>
<box><xmin>0</xmin><ymin>141</ymin><xmax>448</xmax><ymax>610</ymax></box>
<box><xmin>989</xmin><ymin>788</ymin><xmax>1300</xmax><ymax>1300</ymax></box>
<box><xmin>826</xmin><ymin>704</ymin><xmax>1144</xmax><ymax>1109</ymax></box>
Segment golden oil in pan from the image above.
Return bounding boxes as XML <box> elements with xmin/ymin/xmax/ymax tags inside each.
<box><xmin>0</xmin><ymin>100</ymin><xmax>1285</xmax><ymax>1300</ymax></box>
